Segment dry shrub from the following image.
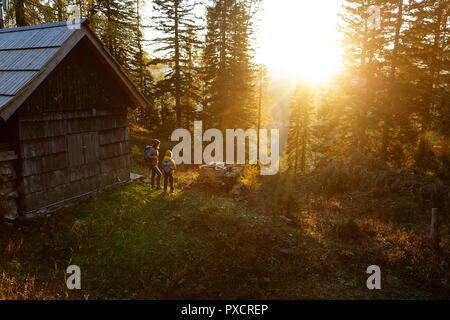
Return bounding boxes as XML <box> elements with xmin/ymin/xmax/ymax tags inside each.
<box><xmin>383</xmin><ymin>230</ymin><xmax>449</xmax><ymax>288</ymax></box>
<box><xmin>265</xmin><ymin>174</ymin><xmax>300</xmax><ymax>218</ymax></box>
<box><xmin>309</xmin><ymin>153</ymin><xmax>449</xmax><ymax>212</ymax></box>
<box><xmin>0</xmin><ymin>273</ymin><xmax>60</xmax><ymax>300</ymax></box>
<box><xmin>0</xmin><ymin>238</ymin><xmax>62</xmax><ymax>300</ymax></box>
<box><xmin>240</xmin><ymin>165</ymin><xmax>261</xmax><ymax>193</ymax></box>
<box><xmin>391</xmin><ymin>200</ymin><xmax>420</xmax><ymax>223</ymax></box>
<box><xmin>418</xmin><ymin>180</ymin><xmax>449</xmax><ymax>209</ymax></box>
<box><xmin>370</xmin><ymin>186</ymin><xmax>390</xmax><ymax>198</ymax></box>
<box><xmin>334</xmin><ymin>218</ymin><xmax>366</xmax><ymax>242</ymax></box>
<box><xmin>313</xmin><ymin>161</ymin><xmax>351</xmax><ymax>193</ymax></box>
<box><xmin>196</xmin><ymin>168</ymin><xmax>219</xmax><ymax>190</ymax></box>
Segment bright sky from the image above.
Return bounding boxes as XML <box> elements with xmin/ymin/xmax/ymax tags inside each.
<box><xmin>143</xmin><ymin>0</ymin><xmax>344</xmax><ymax>84</ymax></box>
<box><xmin>255</xmin><ymin>0</ymin><xmax>343</xmax><ymax>83</ymax></box>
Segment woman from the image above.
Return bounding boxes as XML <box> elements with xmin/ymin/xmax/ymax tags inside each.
<box><xmin>145</xmin><ymin>139</ymin><xmax>162</xmax><ymax>189</ymax></box>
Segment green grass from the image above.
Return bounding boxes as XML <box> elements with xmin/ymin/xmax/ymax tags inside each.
<box><xmin>1</xmin><ymin>177</ymin><xmax>448</xmax><ymax>299</ymax></box>
<box><xmin>0</xmin><ymin>126</ymin><xmax>448</xmax><ymax>300</ymax></box>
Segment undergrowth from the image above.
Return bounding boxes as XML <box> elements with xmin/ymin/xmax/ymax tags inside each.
<box><xmin>0</xmin><ymin>128</ymin><xmax>448</xmax><ymax>300</ymax></box>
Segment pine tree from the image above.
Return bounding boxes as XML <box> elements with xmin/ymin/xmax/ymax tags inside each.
<box><xmin>339</xmin><ymin>0</ymin><xmax>385</xmax><ymax>155</ymax></box>
<box><xmin>287</xmin><ymin>82</ymin><xmax>315</xmax><ymax>174</ymax></box>
<box><xmin>376</xmin><ymin>0</ymin><xmax>408</xmax><ymax>161</ymax></box>
<box><xmin>404</xmin><ymin>0</ymin><xmax>449</xmax><ymax>173</ymax></box>
<box><xmin>404</xmin><ymin>0</ymin><xmax>448</xmax><ymax>132</ymax></box>
<box><xmin>310</xmin><ymin>84</ymin><xmax>349</xmax><ymax>164</ymax></box>
<box><xmin>151</xmin><ymin>0</ymin><xmax>201</xmax><ymax>129</ymax></box>
<box><xmin>181</xmin><ymin>25</ymin><xmax>202</xmax><ymax>130</ymax></box>
<box><xmin>6</xmin><ymin>0</ymin><xmax>42</xmax><ymax>26</ymax></box>
<box><xmin>202</xmin><ymin>0</ymin><xmax>261</xmax><ymax>130</ymax></box>
<box><xmin>128</xmin><ymin>0</ymin><xmax>156</xmax><ymax>130</ymax></box>
<box><xmin>93</xmin><ymin>0</ymin><xmax>139</xmax><ymax>71</ymax></box>
<box><xmin>256</xmin><ymin>64</ymin><xmax>273</xmax><ymax>136</ymax></box>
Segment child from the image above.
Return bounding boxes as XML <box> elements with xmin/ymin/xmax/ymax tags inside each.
<box><xmin>144</xmin><ymin>139</ymin><xmax>161</xmax><ymax>189</ymax></box>
<box><xmin>162</xmin><ymin>150</ymin><xmax>176</xmax><ymax>193</ymax></box>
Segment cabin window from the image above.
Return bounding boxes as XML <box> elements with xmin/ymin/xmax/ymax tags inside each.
<box><xmin>66</xmin><ymin>133</ymin><xmax>99</xmax><ymax>167</ymax></box>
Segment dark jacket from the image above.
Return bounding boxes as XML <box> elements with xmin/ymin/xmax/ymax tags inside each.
<box><xmin>145</xmin><ymin>147</ymin><xmax>159</xmax><ymax>165</ymax></box>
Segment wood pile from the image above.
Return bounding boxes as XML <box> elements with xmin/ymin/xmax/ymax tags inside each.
<box><xmin>197</xmin><ymin>163</ymin><xmax>243</xmax><ymax>191</ymax></box>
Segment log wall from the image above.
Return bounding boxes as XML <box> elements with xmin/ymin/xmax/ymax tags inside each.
<box><xmin>16</xmin><ymin>39</ymin><xmax>132</xmax><ymax>213</ymax></box>
<box><xmin>0</xmin><ymin>119</ymin><xmax>20</xmax><ymax>220</ymax></box>
<box><xmin>0</xmin><ymin>151</ymin><xmax>19</xmax><ymax>220</ymax></box>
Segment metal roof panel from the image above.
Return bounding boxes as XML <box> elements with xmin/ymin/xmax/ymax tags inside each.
<box><xmin>0</xmin><ymin>24</ymin><xmax>77</xmax><ymax>116</ymax></box>
<box><xmin>0</xmin><ymin>48</ymin><xmax>60</xmax><ymax>70</ymax></box>
<box><xmin>0</xmin><ymin>26</ymin><xmax>75</xmax><ymax>50</ymax></box>
<box><xmin>0</xmin><ymin>71</ymin><xmax>39</xmax><ymax>95</ymax></box>
<box><xmin>0</xmin><ymin>19</ymin><xmax>148</xmax><ymax>121</ymax></box>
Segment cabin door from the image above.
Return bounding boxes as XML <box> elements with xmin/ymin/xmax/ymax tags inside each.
<box><xmin>66</xmin><ymin>132</ymin><xmax>100</xmax><ymax>193</ymax></box>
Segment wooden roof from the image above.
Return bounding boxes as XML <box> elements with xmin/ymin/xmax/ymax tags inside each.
<box><xmin>0</xmin><ymin>20</ymin><xmax>148</xmax><ymax>121</ymax></box>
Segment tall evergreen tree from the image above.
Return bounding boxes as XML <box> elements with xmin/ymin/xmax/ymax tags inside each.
<box><xmin>287</xmin><ymin>82</ymin><xmax>315</xmax><ymax>174</ymax></box>
<box><xmin>151</xmin><ymin>0</ymin><xmax>201</xmax><ymax>128</ymax></box>
<box><xmin>129</xmin><ymin>0</ymin><xmax>156</xmax><ymax>130</ymax></box>
<box><xmin>202</xmin><ymin>0</ymin><xmax>260</xmax><ymax>130</ymax></box>
<box><xmin>339</xmin><ymin>0</ymin><xmax>385</xmax><ymax>155</ymax></box>
<box><xmin>377</xmin><ymin>0</ymin><xmax>408</xmax><ymax>161</ymax></box>
<box><xmin>94</xmin><ymin>0</ymin><xmax>138</xmax><ymax>70</ymax></box>
<box><xmin>181</xmin><ymin>25</ymin><xmax>202</xmax><ymax>129</ymax></box>
<box><xmin>404</xmin><ymin>0</ymin><xmax>448</xmax><ymax>133</ymax></box>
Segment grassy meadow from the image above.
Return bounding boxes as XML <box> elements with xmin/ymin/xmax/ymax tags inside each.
<box><xmin>0</xmin><ymin>126</ymin><xmax>448</xmax><ymax>300</ymax></box>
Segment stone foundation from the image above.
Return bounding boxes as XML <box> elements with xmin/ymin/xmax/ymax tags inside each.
<box><xmin>0</xmin><ymin>151</ymin><xmax>19</xmax><ymax>221</ymax></box>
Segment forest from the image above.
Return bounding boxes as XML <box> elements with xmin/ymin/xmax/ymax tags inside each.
<box><xmin>0</xmin><ymin>0</ymin><xmax>449</xmax><ymax>300</ymax></box>
<box><xmin>3</xmin><ymin>0</ymin><xmax>448</xmax><ymax>177</ymax></box>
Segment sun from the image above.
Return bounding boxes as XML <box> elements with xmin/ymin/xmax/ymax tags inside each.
<box><xmin>255</xmin><ymin>0</ymin><xmax>343</xmax><ymax>84</ymax></box>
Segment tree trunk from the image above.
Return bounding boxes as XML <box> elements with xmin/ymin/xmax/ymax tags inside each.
<box><xmin>56</xmin><ymin>0</ymin><xmax>63</xmax><ymax>21</ymax></box>
<box><xmin>423</xmin><ymin>0</ymin><xmax>444</xmax><ymax>132</ymax></box>
<box><xmin>357</xmin><ymin>18</ymin><xmax>368</xmax><ymax>154</ymax></box>
<box><xmin>257</xmin><ymin>67</ymin><xmax>262</xmax><ymax>156</ymax></box>
<box><xmin>381</xmin><ymin>0</ymin><xmax>403</xmax><ymax>160</ymax></box>
<box><xmin>137</xmin><ymin>0</ymin><xmax>144</xmax><ymax>92</ymax></box>
<box><xmin>301</xmin><ymin>126</ymin><xmax>307</xmax><ymax>173</ymax></box>
<box><xmin>15</xmin><ymin>0</ymin><xmax>27</xmax><ymax>27</ymax></box>
<box><xmin>294</xmin><ymin>121</ymin><xmax>300</xmax><ymax>175</ymax></box>
<box><xmin>174</xmin><ymin>1</ymin><xmax>181</xmax><ymax>128</ymax></box>
<box><xmin>219</xmin><ymin>0</ymin><xmax>227</xmax><ymax>129</ymax></box>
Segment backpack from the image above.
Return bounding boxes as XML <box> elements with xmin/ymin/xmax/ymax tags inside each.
<box><xmin>144</xmin><ymin>148</ymin><xmax>152</xmax><ymax>161</ymax></box>
<box><xmin>163</xmin><ymin>160</ymin><xmax>173</xmax><ymax>174</ymax></box>
<box><xmin>144</xmin><ymin>147</ymin><xmax>157</xmax><ymax>163</ymax></box>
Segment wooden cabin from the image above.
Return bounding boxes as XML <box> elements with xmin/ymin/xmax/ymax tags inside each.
<box><xmin>0</xmin><ymin>20</ymin><xmax>148</xmax><ymax>219</ymax></box>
